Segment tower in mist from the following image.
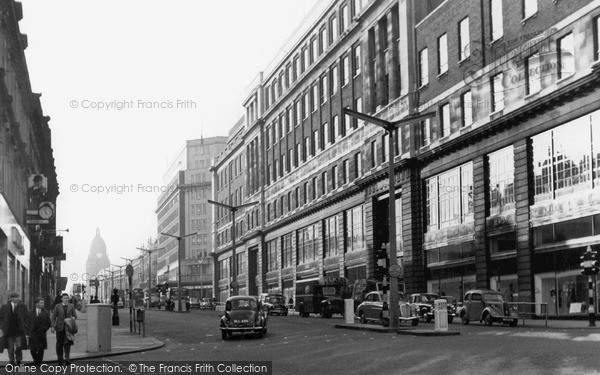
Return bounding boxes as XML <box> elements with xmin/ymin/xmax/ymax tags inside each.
<box><xmin>86</xmin><ymin>227</ymin><xmax>110</xmax><ymax>279</ymax></box>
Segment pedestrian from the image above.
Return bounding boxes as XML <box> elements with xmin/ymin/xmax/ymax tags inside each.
<box><xmin>52</xmin><ymin>292</ymin><xmax>62</xmax><ymax>310</ymax></box>
<box><xmin>29</xmin><ymin>297</ymin><xmax>51</xmax><ymax>366</ymax></box>
<box><xmin>0</xmin><ymin>292</ymin><xmax>29</xmax><ymax>366</ymax></box>
<box><xmin>50</xmin><ymin>293</ymin><xmax>77</xmax><ymax>365</ymax></box>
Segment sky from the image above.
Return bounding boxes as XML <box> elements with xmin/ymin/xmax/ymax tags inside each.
<box><xmin>18</xmin><ymin>0</ymin><xmax>321</xmax><ymax>288</ymax></box>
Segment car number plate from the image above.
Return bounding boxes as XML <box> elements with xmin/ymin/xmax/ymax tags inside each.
<box><xmin>234</xmin><ymin>320</ymin><xmax>249</xmax><ymax>323</ymax></box>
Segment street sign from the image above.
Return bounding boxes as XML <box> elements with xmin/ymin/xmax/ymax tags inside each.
<box><xmin>26</xmin><ymin>219</ymin><xmax>49</xmax><ymax>225</ymax></box>
<box><xmin>126</xmin><ymin>264</ymin><xmax>134</xmax><ymax>277</ymax></box>
<box><xmin>388</xmin><ymin>264</ymin><xmax>402</xmax><ymax>278</ymax></box>
<box><xmin>26</xmin><ymin>209</ymin><xmax>39</xmax><ymax>215</ymax></box>
<box><xmin>89</xmin><ymin>279</ymin><xmax>99</xmax><ymax>287</ymax></box>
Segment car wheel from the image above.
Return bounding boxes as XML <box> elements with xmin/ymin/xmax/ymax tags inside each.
<box><xmin>484</xmin><ymin>313</ymin><xmax>493</xmax><ymax>326</ymax></box>
<box><xmin>509</xmin><ymin>319</ymin><xmax>518</xmax><ymax>327</ymax></box>
<box><xmin>461</xmin><ymin>313</ymin><xmax>470</xmax><ymax>325</ymax></box>
<box><xmin>425</xmin><ymin>314</ymin><xmax>432</xmax><ymax>323</ymax></box>
<box><xmin>411</xmin><ymin>318</ymin><xmax>419</xmax><ymax>327</ymax></box>
<box><xmin>381</xmin><ymin>316</ymin><xmax>390</xmax><ymax>327</ymax></box>
<box><xmin>448</xmin><ymin>316</ymin><xmax>454</xmax><ymax>324</ymax></box>
<box><xmin>359</xmin><ymin>311</ymin><xmax>366</xmax><ymax>324</ymax></box>
<box><xmin>221</xmin><ymin>331</ymin><xmax>228</xmax><ymax>340</ymax></box>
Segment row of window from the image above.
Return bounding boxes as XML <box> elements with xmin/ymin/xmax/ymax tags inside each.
<box><xmin>217</xmin><ymin>153</ymin><xmax>244</xmax><ymax>191</ymax></box>
<box><xmin>265</xmin><ymin>205</ymin><xmax>365</xmax><ymax>272</ymax></box>
<box><xmin>266</xmin><ymin>152</ymin><xmax>362</xmax><ymax>222</ymax></box>
<box><xmin>263</xmin><ymin>0</ymin><xmax>370</xmax><ymax>110</ymax></box>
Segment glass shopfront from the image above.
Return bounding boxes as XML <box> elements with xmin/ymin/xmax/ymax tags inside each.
<box><xmin>535</xmin><ymin>270</ymin><xmax>594</xmax><ymax>316</ymax></box>
<box><xmin>427</xmin><ymin>275</ymin><xmax>476</xmax><ymax>302</ymax></box>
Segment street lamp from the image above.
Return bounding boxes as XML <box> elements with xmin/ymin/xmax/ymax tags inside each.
<box><xmin>111</xmin><ymin>264</ymin><xmax>125</xmax><ymax>291</ymax></box>
<box><xmin>160</xmin><ymin>232</ymin><xmax>197</xmax><ymax>312</ymax></box>
<box><xmin>207</xmin><ymin>200</ymin><xmax>259</xmax><ymax>296</ymax></box>
<box><xmin>137</xmin><ymin>246</ymin><xmax>164</xmax><ymax>308</ymax></box>
<box><xmin>198</xmin><ymin>258</ymin><xmax>206</xmax><ymax>299</ymax></box>
<box><xmin>343</xmin><ymin>107</ymin><xmax>435</xmax><ymax>328</ymax></box>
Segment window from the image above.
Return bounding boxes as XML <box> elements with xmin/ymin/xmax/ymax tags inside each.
<box><xmin>354</xmin><ymin>44</ymin><xmax>362</xmax><ymax>76</ymax></box>
<box><xmin>371</xmin><ymin>140</ymin><xmax>377</xmax><ymax>168</ymax></box>
<box><xmin>488</xmin><ymin>146</ymin><xmax>515</xmax><ymax>216</ymax></box>
<box><xmin>557</xmin><ymin>33</ymin><xmax>574</xmax><ymax>79</ymax></box>
<box><xmin>303</xmin><ymin>93</ymin><xmax>309</xmax><ymax>118</ymax></box>
<box><xmin>296</xmin><ymin>143</ymin><xmax>302</xmax><ymax>167</ymax></box>
<box><xmin>323</xmin><ymin>122</ymin><xmax>329</xmax><ymax>147</ymax></box>
<box><xmin>313</xmin><ymin>129</ymin><xmax>319</xmax><ymax>154</ymax></box>
<box><xmin>321</xmin><ymin>171</ymin><xmax>327</xmax><ymax>195</ymax></box>
<box><xmin>345</xmin><ymin>205</ymin><xmax>365</xmax><ymax>252</ymax></box>
<box><xmin>324</xmin><ymin>215</ymin><xmax>339</xmax><ymax>257</ymax></box>
<box><xmin>461</xmin><ymin>91</ymin><xmax>473</xmax><ymax>127</ymax></box>
<box><xmin>331</xmin><ymin>65</ymin><xmax>339</xmax><ymax>95</ymax></box>
<box><xmin>382</xmin><ymin>134</ymin><xmax>389</xmax><ymax>162</ymax></box>
<box><xmin>595</xmin><ymin>16</ymin><xmax>600</xmax><ymax>61</ymax></box>
<box><xmin>459</xmin><ymin>17</ymin><xmax>470</xmax><ymax>61</ymax></box>
<box><xmin>523</xmin><ymin>0</ymin><xmax>537</xmax><ymax>20</ymax></box>
<box><xmin>267</xmin><ymin>240</ymin><xmax>278</xmax><ymax>271</ymax></box>
<box><xmin>312</xmin><ymin>176</ymin><xmax>318</xmax><ymax>200</ymax></box>
<box><xmin>282</xmin><ymin>234</ymin><xmax>293</xmax><ymax>268</ymax></box>
<box><xmin>332</xmin><ymin>165</ymin><xmax>338</xmax><ymax>189</ymax></box>
<box><xmin>419</xmin><ymin>48</ymin><xmax>428</xmax><ymax>86</ymax></box>
<box><xmin>420</xmin><ymin>119</ymin><xmax>431</xmax><ymax>147</ymax></box>
<box><xmin>273</xmin><ymin>160</ymin><xmax>278</xmax><ymax>180</ymax></box>
<box><xmin>525</xmin><ymin>52</ymin><xmax>541</xmax><ymax>95</ymax></box>
<box><xmin>438</xmin><ymin>33</ymin><xmax>448</xmax><ymax>74</ymax></box>
<box><xmin>302</xmin><ymin>47</ymin><xmax>309</xmax><ymax>72</ymax></box>
<box><xmin>320</xmin><ymin>26</ymin><xmax>327</xmax><ymax>53</ymax></box>
<box><xmin>310</xmin><ymin>37</ymin><xmax>317</xmax><ymax>64</ymax></box>
<box><xmin>344</xmin><ymin>110</ymin><xmax>351</xmax><ymax>134</ymax></box>
<box><xmin>312</xmin><ymin>84</ymin><xmax>318</xmax><ymax>112</ymax></box>
<box><xmin>342</xmin><ymin>55</ymin><xmax>350</xmax><ymax>86</ymax></box>
<box><xmin>320</xmin><ymin>75</ymin><xmax>328</xmax><ymax>104</ymax></box>
<box><xmin>287</xmin><ymin>108</ymin><xmax>293</xmax><ymax>131</ymax></box>
<box><xmin>343</xmin><ymin>159</ymin><xmax>349</xmax><ymax>184</ymax></box>
<box><xmin>331</xmin><ymin>16</ymin><xmax>338</xmax><ymax>41</ymax></box>
<box><xmin>332</xmin><ymin>115</ymin><xmax>339</xmax><ymax>142</ymax></box>
<box><xmin>490</xmin><ymin>0</ymin><xmax>503</xmax><ymax>41</ymax></box>
<box><xmin>265</xmin><ymin>126</ymin><xmax>271</xmax><ymax>149</ymax></box>
<box><xmin>491</xmin><ymin>73</ymin><xmax>504</xmax><ymax>112</ymax></box>
<box><xmin>341</xmin><ymin>4</ymin><xmax>349</xmax><ymax>31</ymax></box>
<box><xmin>355</xmin><ymin>97</ymin><xmax>363</xmax><ymax>126</ymax></box>
<box><xmin>304</xmin><ymin>137</ymin><xmax>310</xmax><ymax>162</ymax></box>
<box><xmin>303</xmin><ymin>182</ymin><xmax>308</xmax><ymax>205</ymax></box>
<box><xmin>533</xmin><ymin>111</ymin><xmax>600</xmax><ymax>202</ymax></box>
<box><xmin>298</xmin><ymin>224</ymin><xmax>318</xmax><ymax>264</ymax></box>
<box><xmin>293</xmin><ymin>55</ymin><xmax>300</xmax><ymax>81</ymax></box>
<box><xmin>426</xmin><ymin>162</ymin><xmax>474</xmax><ymax>231</ymax></box>
<box><xmin>295</xmin><ymin>101</ymin><xmax>301</xmax><ymax>126</ymax></box>
<box><xmin>354</xmin><ymin>152</ymin><xmax>362</xmax><ymax>178</ymax></box>
<box><xmin>287</xmin><ymin>191</ymin><xmax>292</xmax><ymax>212</ymax></box>
<box><xmin>440</xmin><ymin>103</ymin><xmax>450</xmax><ymax>137</ymax></box>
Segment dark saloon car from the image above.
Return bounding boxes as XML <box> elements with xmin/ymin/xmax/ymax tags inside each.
<box><xmin>200</xmin><ymin>298</ymin><xmax>217</xmax><ymax>310</ymax></box>
<box><xmin>457</xmin><ymin>289</ymin><xmax>518</xmax><ymax>327</ymax></box>
<box><xmin>220</xmin><ymin>296</ymin><xmax>267</xmax><ymax>340</ymax></box>
<box><xmin>409</xmin><ymin>293</ymin><xmax>455</xmax><ymax>323</ymax></box>
<box><xmin>259</xmin><ymin>293</ymin><xmax>289</xmax><ymax>316</ymax></box>
<box><xmin>355</xmin><ymin>291</ymin><xmax>419</xmax><ymax>327</ymax></box>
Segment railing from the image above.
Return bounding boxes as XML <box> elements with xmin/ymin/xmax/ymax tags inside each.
<box><xmin>507</xmin><ymin>302</ymin><xmax>548</xmax><ymax>327</ymax></box>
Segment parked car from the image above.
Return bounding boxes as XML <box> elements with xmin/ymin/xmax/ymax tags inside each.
<box><xmin>457</xmin><ymin>289</ymin><xmax>519</xmax><ymax>327</ymax></box>
<box><xmin>200</xmin><ymin>298</ymin><xmax>217</xmax><ymax>310</ymax></box>
<box><xmin>220</xmin><ymin>296</ymin><xmax>267</xmax><ymax>340</ymax></box>
<box><xmin>189</xmin><ymin>297</ymin><xmax>200</xmax><ymax>309</ymax></box>
<box><xmin>409</xmin><ymin>293</ymin><xmax>455</xmax><ymax>323</ymax></box>
<box><xmin>259</xmin><ymin>293</ymin><xmax>289</xmax><ymax>316</ymax></box>
<box><xmin>441</xmin><ymin>295</ymin><xmax>458</xmax><ymax>323</ymax></box>
<box><xmin>355</xmin><ymin>291</ymin><xmax>419</xmax><ymax>327</ymax></box>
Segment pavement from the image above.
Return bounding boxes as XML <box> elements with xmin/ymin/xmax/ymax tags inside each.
<box><xmin>335</xmin><ymin>315</ymin><xmax>600</xmax><ymax>334</ymax></box>
<box><xmin>0</xmin><ymin>309</ymin><xmax>164</xmax><ymax>364</ymax></box>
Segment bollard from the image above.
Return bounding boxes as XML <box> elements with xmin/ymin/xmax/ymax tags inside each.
<box><xmin>434</xmin><ymin>299</ymin><xmax>448</xmax><ymax>332</ymax></box>
<box><xmin>344</xmin><ymin>299</ymin><xmax>354</xmax><ymax>324</ymax></box>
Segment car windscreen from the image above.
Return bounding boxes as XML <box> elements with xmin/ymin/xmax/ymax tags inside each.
<box><xmin>268</xmin><ymin>296</ymin><xmax>285</xmax><ymax>304</ymax></box>
<box><xmin>483</xmin><ymin>293</ymin><xmax>504</xmax><ymax>302</ymax></box>
<box><xmin>230</xmin><ymin>299</ymin><xmax>258</xmax><ymax>310</ymax></box>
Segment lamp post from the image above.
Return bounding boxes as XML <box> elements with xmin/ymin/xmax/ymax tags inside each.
<box><xmin>343</xmin><ymin>107</ymin><xmax>435</xmax><ymax>328</ymax></box>
<box><xmin>207</xmin><ymin>200</ymin><xmax>259</xmax><ymax>296</ymax></box>
<box><xmin>137</xmin><ymin>246</ymin><xmax>163</xmax><ymax>308</ymax></box>
<box><xmin>160</xmin><ymin>232</ymin><xmax>197</xmax><ymax>312</ymax></box>
<box><xmin>198</xmin><ymin>258</ymin><xmax>205</xmax><ymax>299</ymax></box>
<box><xmin>111</xmin><ymin>264</ymin><xmax>125</xmax><ymax>291</ymax></box>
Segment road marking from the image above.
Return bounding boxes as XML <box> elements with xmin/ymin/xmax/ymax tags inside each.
<box><xmin>190</xmin><ymin>348</ymin><xmax>195</xmax><ymax>350</ymax></box>
<box><xmin>571</xmin><ymin>334</ymin><xmax>600</xmax><ymax>342</ymax></box>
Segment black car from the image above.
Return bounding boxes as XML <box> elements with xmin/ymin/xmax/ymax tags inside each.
<box><xmin>259</xmin><ymin>294</ymin><xmax>289</xmax><ymax>316</ymax></box>
<box><xmin>409</xmin><ymin>293</ymin><xmax>455</xmax><ymax>323</ymax></box>
<box><xmin>220</xmin><ymin>296</ymin><xmax>267</xmax><ymax>340</ymax></box>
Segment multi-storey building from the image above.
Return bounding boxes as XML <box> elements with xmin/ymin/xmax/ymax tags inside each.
<box><xmin>0</xmin><ymin>0</ymin><xmax>60</xmax><ymax>306</ymax></box>
<box><xmin>212</xmin><ymin>0</ymin><xmax>600</xmax><ymax>317</ymax></box>
<box><xmin>156</xmin><ymin>137</ymin><xmax>226</xmax><ymax>299</ymax></box>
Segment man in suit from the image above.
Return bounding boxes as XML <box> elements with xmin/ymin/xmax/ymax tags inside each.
<box><xmin>0</xmin><ymin>292</ymin><xmax>29</xmax><ymax>365</ymax></box>
<box><xmin>50</xmin><ymin>293</ymin><xmax>77</xmax><ymax>365</ymax></box>
<box><xmin>29</xmin><ymin>297</ymin><xmax>51</xmax><ymax>366</ymax></box>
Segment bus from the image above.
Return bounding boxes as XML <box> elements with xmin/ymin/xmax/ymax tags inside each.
<box><xmin>295</xmin><ymin>277</ymin><xmax>350</xmax><ymax>318</ymax></box>
<box><xmin>166</xmin><ymin>287</ymin><xmax>190</xmax><ymax>311</ymax></box>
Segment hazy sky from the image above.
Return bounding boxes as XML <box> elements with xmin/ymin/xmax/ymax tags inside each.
<box><xmin>18</xmin><ymin>0</ymin><xmax>320</xmax><ymax>288</ymax></box>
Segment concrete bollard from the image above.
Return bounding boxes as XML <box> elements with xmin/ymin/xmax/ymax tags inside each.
<box><xmin>434</xmin><ymin>299</ymin><xmax>448</xmax><ymax>332</ymax></box>
<box><xmin>87</xmin><ymin>304</ymin><xmax>112</xmax><ymax>352</ymax></box>
<box><xmin>344</xmin><ymin>299</ymin><xmax>354</xmax><ymax>324</ymax></box>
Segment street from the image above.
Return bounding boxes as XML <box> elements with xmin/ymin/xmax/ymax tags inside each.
<box><xmin>87</xmin><ymin>309</ymin><xmax>600</xmax><ymax>375</ymax></box>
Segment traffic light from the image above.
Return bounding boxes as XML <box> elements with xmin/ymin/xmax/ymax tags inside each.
<box><xmin>591</xmin><ymin>250</ymin><xmax>600</xmax><ymax>275</ymax></box>
<box><xmin>374</xmin><ymin>245</ymin><xmax>389</xmax><ymax>279</ymax></box>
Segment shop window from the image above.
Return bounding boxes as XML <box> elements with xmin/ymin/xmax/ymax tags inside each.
<box><xmin>554</xmin><ymin>217</ymin><xmax>593</xmax><ymax>242</ymax></box>
<box><xmin>489</xmin><ymin>233</ymin><xmax>516</xmax><ymax>254</ymax></box>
